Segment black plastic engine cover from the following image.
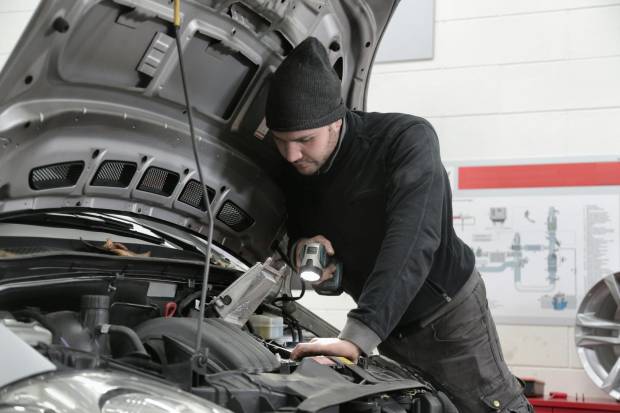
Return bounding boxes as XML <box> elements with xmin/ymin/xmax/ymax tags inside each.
<box><xmin>136</xmin><ymin>317</ymin><xmax>280</xmax><ymax>373</ymax></box>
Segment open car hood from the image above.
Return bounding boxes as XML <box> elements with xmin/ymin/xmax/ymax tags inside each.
<box><xmin>0</xmin><ymin>0</ymin><xmax>399</xmax><ymax>262</ymax></box>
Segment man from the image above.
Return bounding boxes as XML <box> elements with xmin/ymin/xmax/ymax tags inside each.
<box><xmin>266</xmin><ymin>37</ymin><xmax>532</xmax><ymax>412</ymax></box>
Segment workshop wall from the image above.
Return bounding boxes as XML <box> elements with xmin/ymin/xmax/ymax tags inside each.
<box><xmin>0</xmin><ymin>0</ymin><xmax>37</xmax><ymax>69</ymax></box>
<box><xmin>2</xmin><ymin>0</ymin><xmax>619</xmax><ymax>401</ymax></box>
<box><xmin>365</xmin><ymin>0</ymin><xmax>620</xmax><ymax>400</ymax></box>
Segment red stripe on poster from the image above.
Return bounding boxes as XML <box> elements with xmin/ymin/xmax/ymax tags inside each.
<box><xmin>458</xmin><ymin>162</ymin><xmax>620</xmax><ymax>189</ymax></box>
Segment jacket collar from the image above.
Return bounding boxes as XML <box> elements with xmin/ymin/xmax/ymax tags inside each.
<box><xmin>317</xmin><ymin>114</ymin><xmax>348</xmax><ymax>174</ymax></box>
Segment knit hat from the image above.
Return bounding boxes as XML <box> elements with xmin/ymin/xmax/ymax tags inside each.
<box><xmin>265</xmin><ymin>37</ymin><xmax>346</xmax><ymax>132</ymax></box>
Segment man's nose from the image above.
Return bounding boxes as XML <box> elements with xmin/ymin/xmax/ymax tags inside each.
<box><xmin>284</xmin><ymin>143</ymin><xmax>303</xmax><ymax>163</ymax></box>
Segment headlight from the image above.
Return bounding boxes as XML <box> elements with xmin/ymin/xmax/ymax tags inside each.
<box><xmin>0</xmin><ymin>370</ymin><xmax>231</xmax><ymax>413</ymax></box>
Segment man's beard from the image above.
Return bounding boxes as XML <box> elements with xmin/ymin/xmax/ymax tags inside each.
<box><xmin>293</xmin><ymin>128</ymin><xmax>339</xmax><ymax>175</ymax></box>
<box><xmin>293</xmin><ymin>159</ymin><xmax>320</xmax><ymax>175</ymax></box>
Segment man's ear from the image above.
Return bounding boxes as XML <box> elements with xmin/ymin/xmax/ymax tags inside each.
<box><xmin>329</xmin><ymin>118</ymin><xmax>343</xmax><ymax>133</ymax></box>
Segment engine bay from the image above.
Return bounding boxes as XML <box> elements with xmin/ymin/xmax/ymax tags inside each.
<box><xmin>0</xmin><ymin>254</ymin><xmax>455</xmax><ymax>413</ymax></box>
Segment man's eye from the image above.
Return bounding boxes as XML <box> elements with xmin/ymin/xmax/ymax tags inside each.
<box><xmin>300</xmin><ymin>137</ymin><xmax>313</xmax><ymax>143</ymax></box>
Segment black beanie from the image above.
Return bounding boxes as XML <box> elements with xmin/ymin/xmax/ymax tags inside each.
<box><xmin>265</xmin><ymin>37</ymin><xmax>346</xmax><ymax>132</ymax></box>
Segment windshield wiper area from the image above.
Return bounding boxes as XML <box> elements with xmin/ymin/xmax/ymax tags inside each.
<box><xmin>0</xmin><ymin>210</ymin><xmax>215</xmax><ymax>260</ymax></box>
<box><xmin>2</xmin><ymin>212</ymin><xmax>165</xmax><ymax>246</ymax></box>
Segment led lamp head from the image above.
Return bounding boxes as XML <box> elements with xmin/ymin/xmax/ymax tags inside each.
<box><xmin>299</xmin><ymin>242</ymin><xmax>326</xmax><ymax>283</ymax></box>
<box><xmin>300</xmin><ymin>266</ymin><xmax>321</xmax><ymax>282</ymax></box>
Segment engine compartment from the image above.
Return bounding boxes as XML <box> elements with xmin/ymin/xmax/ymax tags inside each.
<box><xmin>0</xmin><ymin>262</ymin><xmax>456</xmax><ymax>413</ymax></box>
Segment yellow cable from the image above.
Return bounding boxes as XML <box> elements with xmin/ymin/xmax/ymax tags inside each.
<box><xmin>173</xmin><ymin>0</ymin><xmax>181</xmax><ymax>28</ymax></box>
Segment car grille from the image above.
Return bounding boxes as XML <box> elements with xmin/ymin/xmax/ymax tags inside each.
<box><xmin>178</xmin><ymin>179</ymin><xmax>216</xmax><ymax>211</ymax></box>
<box><xmin>29</xmin><ymin>161</ymin><xmax>84</xmax><ymax>190</ymax></box>
<box><xmin>137</xmin><ymin>167</ymin><xmax>179</xmax><ymax>196</ymax></box>
<box><xmin>217</xmin><ymin>200</ymin><xmax>254</xmax><ymax>232</ymax></box>
<box><xmin>91</xmin><ymin>161</ymin><xmax>137</xmax><ymax>187</ymax></box>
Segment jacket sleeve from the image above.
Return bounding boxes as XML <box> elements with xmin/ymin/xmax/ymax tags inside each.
<box><xmin>339</xmin><ymin>123</ymin><xmax>444</xmax><ymax>353</ymax></box>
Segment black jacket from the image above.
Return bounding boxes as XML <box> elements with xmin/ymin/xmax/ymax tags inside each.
<box><xmin>282</xmin><ymin>110</ymin><xmax>475</xmax><ymax>343</ymax></box>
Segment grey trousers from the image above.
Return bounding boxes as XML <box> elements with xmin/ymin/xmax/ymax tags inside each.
<box><xmin>378</xmin><ymin>271</ymin><xmax>533</xmax><ymax>412</ymax></box>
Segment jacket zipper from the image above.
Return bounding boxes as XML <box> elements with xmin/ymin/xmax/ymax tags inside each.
<box><xmin>427</xmin><ymin>279</ymin><xmax>452</xmax><ymax>303</ymax></box>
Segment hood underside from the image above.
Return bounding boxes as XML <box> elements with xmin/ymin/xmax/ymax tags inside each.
<box><xmin>0</xmin><ymin>0</ymin><xmax>398</xmax><ymax>262</ymax></box>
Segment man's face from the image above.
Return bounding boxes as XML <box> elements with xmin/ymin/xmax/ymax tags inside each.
<box><xmin>271</xmin><ymin>119</ymin><xmax>342</xmax><ymax>175</ymax></box>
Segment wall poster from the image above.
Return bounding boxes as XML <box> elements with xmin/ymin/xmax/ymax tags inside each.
<box><xmin>447</xmin><ymin>159</ymin><xmax>620</xmax><ymax>325</ymax></box>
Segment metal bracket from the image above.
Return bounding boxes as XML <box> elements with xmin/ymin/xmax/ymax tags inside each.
<box><xmin>190</xmin><ymin>348</ymin><xmax>209</xmax><ymax>377</ymax></box>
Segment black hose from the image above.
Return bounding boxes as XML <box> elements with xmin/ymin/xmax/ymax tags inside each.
<box><xmin>13</xmin><ymin>309</ymin><xmax>62</xmax><ymax>345</ymax></box>
<box><xmin>178</xmin><ymin>290</ymin><xmax>202</xmax><ymax>315</ymax></box>
<box><xmin>100</xmin><ymin>324</ymin><xmax>149</xmax><ymax>358</ymax></box>
<box><xmin>296</xmin><ymin>324</ymin><xmax>303</xmax><ymax>342</ymax></box>
<box><xmin>272</xmin><ymin>279</ymin><xmax>306</xmax><ymax>303</ymax></box>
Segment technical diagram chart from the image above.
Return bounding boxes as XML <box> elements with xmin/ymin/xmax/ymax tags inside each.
<box><xmin>448</xmin><ymin>160</ymin><xmax>620</xmax><ymax>325</ymax></box>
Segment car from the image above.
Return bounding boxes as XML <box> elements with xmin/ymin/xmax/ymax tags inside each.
<box><xmin>0</xmin><ymin>1</ymin><xmax>457</xmax><ymax>412</ymax></box>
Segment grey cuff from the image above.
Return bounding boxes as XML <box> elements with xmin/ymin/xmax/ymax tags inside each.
<box><xmin>338</xmin><ymin>317</ymin><xmax>382</xmax><ymax>356</ymax></box>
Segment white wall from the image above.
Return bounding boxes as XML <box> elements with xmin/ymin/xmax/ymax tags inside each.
<box><xmin>0</xmin><ymin>0</ymin><xmax>39</xmax><ymax>68</ymax></box>
<box><xmin>2</xmin><ymin>0</ymin><xmax>618</xmax><ymax>401</ymax></box>
<box><xmin>368</xmin><ymin>0</ymin><xmax>620</xmax><ymax>161</ymax></box>
<box><xmin>362</xmin><ymin>0</ymin><xmax>620</xmax><ymax>400</ymax></box>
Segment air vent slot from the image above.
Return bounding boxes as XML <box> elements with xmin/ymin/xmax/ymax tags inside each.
<box><xmin>91</xmin><ymin>161</ymin><xmax>137</xmax><ymax>187</ymax></box>
<box><xmin>217</xmin><ymin>201</ymin><xmax>254</xmax><ymax>232</ymax></box>
<box><xmin>137</xmin><ymin>167</ymin><xmax>179</xmax><ymax>197</ymax></box>
<box><xmin>29</xmin><ymin>161</ymin><xmax>84</xmax><ymax>190</ymax></box>
<box><xmin>178</xmin><ymin>180</ymin><xmax>216</xmax><ymax>211</ymax></box>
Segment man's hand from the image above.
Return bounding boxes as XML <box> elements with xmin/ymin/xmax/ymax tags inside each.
<box><xmin>316</xmin><ymin>262</ymin><xmax>337</xmax><ymax>284</ymax></box>
<box><xmin>290</xmin><ymin>338</ymin><xmax>361</xmax><ymax>363</ymax></box>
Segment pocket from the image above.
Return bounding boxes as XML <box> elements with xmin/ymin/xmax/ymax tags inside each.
<box><xmin>430</xmin><ymin>285</ymin><xmax>485</xmax><ymax>342</ymax></box>
<box><xmin>480</xmin><ymin>377</ymin><xmax>529</xmax><ymax>412</ymax></box>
